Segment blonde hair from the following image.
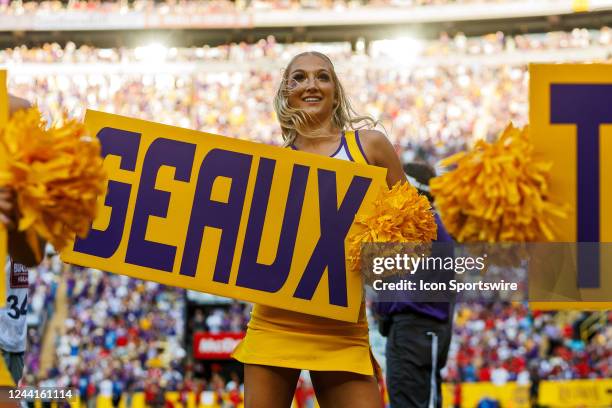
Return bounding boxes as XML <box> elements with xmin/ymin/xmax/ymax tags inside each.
<box><xmin>274</xmin><ymin>51</ymin><xmax>378</xmax><ymax>147</ymax></box>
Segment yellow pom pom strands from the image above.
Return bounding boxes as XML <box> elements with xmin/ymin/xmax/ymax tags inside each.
<box><xmin>430</xmin><ymin>123</ymin><xmax>567</xmax><ymax>243</ymax></box>
<box><xmin>347</xmin><ymin>181</ymin><xmax>438</xmax><ymax>281</ymax></box>
<box><xmin>0</xmin><ymin>107</ymin><xmax>107</xmax><ymax>252</ymax></box>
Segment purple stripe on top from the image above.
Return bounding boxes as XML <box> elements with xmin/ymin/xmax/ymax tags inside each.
<box><xmin>343</xmin><ymin>133</ymin><xmax>355</xmax><ymax>161</ymax></box>
<box><xmin>355</xmin><ymin>130</ymin><xmax>370</xmax><ymax>164</ymax></box>
<box><xmin>329</xmin><ymin>132</ymin><xmax>345</xmax><ymax>158</ymax></box>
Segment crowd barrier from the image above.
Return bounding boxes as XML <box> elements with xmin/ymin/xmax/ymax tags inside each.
<box><xmin>439</xmin><ymin>379</ymin><xmax>612</xmax><ymax>408</ymax></box>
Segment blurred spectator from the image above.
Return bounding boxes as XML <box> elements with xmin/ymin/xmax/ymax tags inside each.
<box><xmin>490</xmin><ymin>364</ymin><xmax>509</xmax><ymax>386</ymax></box>
<box><xmin>443</xmin><ymin>303</ymin><xmax>611</xmax><ymax>383</ymax></box>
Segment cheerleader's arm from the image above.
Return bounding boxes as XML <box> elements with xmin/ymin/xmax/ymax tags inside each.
<box><xmin>357</xmin><ymin>129</ymin><xmax>407</xmax><ymax>188</ymax></box>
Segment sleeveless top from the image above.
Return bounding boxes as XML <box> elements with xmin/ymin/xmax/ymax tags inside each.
<box><xmin>290</xmin><ymin>130</ymin><xmax>370</xmax><ymax>164</ymax></box>
<box><xmin>232</xmin><ymin>130</ymin><xmax>380</xmax><ymax>376</ymax></box>
<box><xmin>0</xmin><ymin>257</ymin><xmax>29</xmax><ymax>352</ymax></box>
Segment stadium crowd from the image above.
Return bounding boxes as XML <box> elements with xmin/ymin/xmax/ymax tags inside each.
<box><xmin>23</xmin><ymin>265</ymin><xmax>187</xmax><ymax>404</ymax></box>
<box><xmin>3</xmin><ymin>28</ymin><xmax>610</xmax><ymax>62</ymax></box>
<box><xmin>418</xmin><ymin>27</ymin><xmax>611</xmax><ymax>56</ymax></box>
<box><xmin>3</xmin><ymin>28</ymin><xmax>611</xmax><ymax>164</ymax></box>
<box><xmin>189</xmin><ymin>304</ymin><xmax>250</xmax><ymax>335</ymax></box>
<box><xmin>10</xmin><ymin>63</ymin><xmax>519</xmax><ymax>162</ymax></box>
<box><xmin>444</xmin><ymin>303</ymin><xmax>611</xmax><ymax>385</ymax></box>
<box><xmin>23</xmin><ymin>251</ymin><xmax>61</xmax><ymax>383</ymax></box>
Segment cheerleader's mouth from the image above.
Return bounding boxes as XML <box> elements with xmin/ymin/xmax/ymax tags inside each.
<box><xmin>302</xmin><ymin>96</ymin><xmax>323</xmax><ymax>104</ymax></box>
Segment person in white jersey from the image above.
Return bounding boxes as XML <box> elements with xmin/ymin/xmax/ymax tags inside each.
<box><xmin>0</xmin><ymin>95</ymin><xmax>46</xmax><ymax>385</ymax></box>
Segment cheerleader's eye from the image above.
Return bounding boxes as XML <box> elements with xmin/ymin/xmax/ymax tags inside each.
<box><xmin>291</xmin><ymin>73</ymin><xmax>306</xmax><ymax>82</ymax></box>
<box><xmin>318</xmin><ymin>73</ymin><xmax>330</xmax><ymax>81</ymax></box>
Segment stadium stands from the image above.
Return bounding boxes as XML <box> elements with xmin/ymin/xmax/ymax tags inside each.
<box><xmin>1</xmin><ymin>0</ymin><xmax>610</xmax><ymax>47</ymax></box>
<box><xmin>4</xmin><ymin>28</ymin><xmax>609</xmax><ymax>166</ymax></box>
<box><xmin>445</xmin><ymin>303</ymin><xmax>611</xmax><ymax>383</ymax></box>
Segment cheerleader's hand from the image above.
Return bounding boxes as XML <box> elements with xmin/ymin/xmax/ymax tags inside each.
<box><xmin>1</xmin><ymin>187</ymin><xmax>44</xmax><ymax>266</ymax></box>
<box><xmin>0</xmin><ymin>187</ymin><xmax>16</xmax><ymax>230</ymax></box>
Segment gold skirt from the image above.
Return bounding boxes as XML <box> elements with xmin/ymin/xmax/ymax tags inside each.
<box><xmin>232</xmin><ymin>302</ymin><xmax>378</xmax><ymax>376</ymax></box>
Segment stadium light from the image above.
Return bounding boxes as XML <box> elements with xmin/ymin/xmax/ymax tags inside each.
<box><xmin>372</xmin><ymin>37</ymin><xmax>424</xmax><ymax>64</ymax></box>
<box><xmin>134</xmin><ymin>43</ymin><xmax>168</xmax><ymax>63</ymax></box>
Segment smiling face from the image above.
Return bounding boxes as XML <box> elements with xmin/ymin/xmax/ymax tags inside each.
<box><xmin>285</xmin><ymin>54</ymin><xmax>337</xmax><ymax>123</ymax></box>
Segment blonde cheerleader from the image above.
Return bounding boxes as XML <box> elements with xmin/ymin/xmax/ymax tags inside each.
<box><xmin>232</xmin><ymin>52</ymin><xmax>406</xmax><ymax>408</ymax></box>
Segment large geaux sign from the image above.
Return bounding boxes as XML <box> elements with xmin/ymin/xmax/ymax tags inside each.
<box><xmin>61</xmin><ymin>111</ymin><xmax>387</xmax><ymax>322</ymax></box>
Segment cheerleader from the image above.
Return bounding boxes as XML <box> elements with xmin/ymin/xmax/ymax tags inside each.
<box><xmin>232</xmin><ymin>52</ymin><xmax>406</xmax><ymax>408</ymax></box>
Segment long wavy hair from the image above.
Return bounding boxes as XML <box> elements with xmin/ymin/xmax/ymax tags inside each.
<box><xmin>274</xmin><ymin>51</ymin><xmax>378</xmax><ymax>147</ymax></box>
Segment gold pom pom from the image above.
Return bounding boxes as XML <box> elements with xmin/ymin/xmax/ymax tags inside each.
<box><xmin>430</xmin><ymin>123</ymin><xmax>567</xmax><ymax>243</ymax></box>
<box><xmin>347</xmin><ymin>181</ymin><xmax>437</xmax><ymax>280</ymax></box>
<box><xmin>0</xmin><ymin>107</ymin><xmax>107</xmax><ymax>252</ymax></box>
